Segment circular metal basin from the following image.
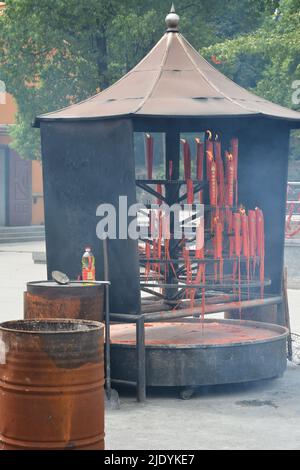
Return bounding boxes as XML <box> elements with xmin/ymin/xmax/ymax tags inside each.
<box><xmin>110</xmin><ymin>319</ymin><xmax>288</xmax><ymax>387</ymax></box>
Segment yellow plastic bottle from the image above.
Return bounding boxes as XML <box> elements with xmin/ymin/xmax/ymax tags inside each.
<box><xmin>82</xmin><ymin>247</ymin><xmax>96</xmax><ymax>281</ymax></box>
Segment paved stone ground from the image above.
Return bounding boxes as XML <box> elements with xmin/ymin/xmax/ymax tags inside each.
<box><xmin>0</xmin><ymin>242</ymin><xmax>46</xmax><ymax>322</ymax></box>
<box><xmin>106</xmin><ymin>365</ymin><xmax>300</xmax><ymax>450</ymax></box>
<box><xmin>1</xmin><ymin>242</ymin><xmax>300</xmax><ymax>450</ymax></box>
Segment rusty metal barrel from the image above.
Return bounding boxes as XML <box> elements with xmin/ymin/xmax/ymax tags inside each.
<box><xmin>0</xmin><ymin>319</ymin><xmax>105</xmax><ymax>450</ymax></box>
<box><xmin>24</xmin><ymin>281</ymin><xmax>104</xmax><ymax>322</ymax></box>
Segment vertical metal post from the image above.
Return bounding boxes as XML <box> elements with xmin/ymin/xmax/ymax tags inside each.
<box><xmin>283</xmin><ymin>267</ymin><xmax>293</xmax><ymax>360</ymax></box>
<box><xmin>105</xmin><ymin>283</ymin><xmax>111</xmax><ymax>399</ymax></box>
<box><xmin>136</xmin><ymin>315</ymin><xmax>146</xmax><ymax>402</ymax></box>
<box><xmin>103</xmin><ymin>238</ymin><xmax>112</xmax><ymax>399</ymax></box>
<box><xmin>165</xmin><ymin>126</ymin><xmax>180</xmax><ymax>299</ymax></box>
<box><xmin>276</xmin><ymin>300</ymin><xmax>286</xmax><ymax>327</ymax></box>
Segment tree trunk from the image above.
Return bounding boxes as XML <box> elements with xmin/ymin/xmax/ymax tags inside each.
<box><xmin>95</xmin><ymin>24</ymin><xmax>109</xmax><ymax>90</ymax></box>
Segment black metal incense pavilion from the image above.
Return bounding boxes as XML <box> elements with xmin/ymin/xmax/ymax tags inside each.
<box><xmin>35</xmin><ymin>6</ymin><xmax>299</xmax><ymax>400</ymax></box>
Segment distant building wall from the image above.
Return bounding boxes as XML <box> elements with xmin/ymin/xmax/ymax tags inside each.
<box><xmin>0</xmin><ymin>146</ymin><xmax>6</xmax><ymax>226</ymax></box>
<box><xmin>0</xmin><ymin>92</ymin><xmax>44</xmax><ymax>226</ymax></box>
<box><xmin>0</xmin><ymin>93</ymin><xmax>17</xmax><ymax>125</ymax></box>
<box><xmin>7</xmin><ymin>148</ymin><xmax>32</xmax><ymax>226</ymax></box>
<box><xmin>32</xmin><ymin>160</ymin><xmax>44</xmax><ymax>225</ymax></box>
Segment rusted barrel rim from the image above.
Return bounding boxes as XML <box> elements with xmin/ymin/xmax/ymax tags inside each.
<box><xmin>26</xmin><ymin>281</ymin><xmax>105</xmax><ymax>299</ymax></box>
<box><xmin>27</xmin><ymin>280</ymin><xmax>106</xmax><ymax>287</ymax></box>
<box><xmin>0</xmin><ymin>319</ymin><xmax>102</xmax><ymax>335</ymax></box>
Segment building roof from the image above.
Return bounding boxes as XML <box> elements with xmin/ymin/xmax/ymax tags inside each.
<box><xmin>35</xmin><ymin>7</ymin><xmax>300</xmax><ymax>127</ymax></box>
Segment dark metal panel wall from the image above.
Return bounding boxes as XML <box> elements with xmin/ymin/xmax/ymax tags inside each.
<box><xmin>41</xmin><ymin>119</ymin><xmax>141</xmax><ymax>314</ymax></box>
<box><xmin>238</xmin><ymin>120</ymin><xmax>290</xmax><ymax>295</ymax></box>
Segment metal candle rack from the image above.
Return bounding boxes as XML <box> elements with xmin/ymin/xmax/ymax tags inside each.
<box><xmin>108</xmin><ymin>131</ymin><xmax>284</xmax><ymax>402</ymax></box>
<box><xmin>136</xmin><ymin>132</ymin><xmax>267</xmax><ymax>314</ymax></box>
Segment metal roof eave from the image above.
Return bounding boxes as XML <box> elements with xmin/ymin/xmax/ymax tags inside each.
<box><xmin>33</xmin><ymin>111</ymin><xmax>300</xmax><ymax>129</ymax></box>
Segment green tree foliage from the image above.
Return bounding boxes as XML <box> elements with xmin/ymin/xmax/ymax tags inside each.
<box><xmin>0</xmin><ymin>0</ymin><xmax>279</xmax><ymax>159</ymax></box>
<box><xmin>203</xmin><ymin>0</ymin><xmax>300</xmax><ymax>159</ymax></box>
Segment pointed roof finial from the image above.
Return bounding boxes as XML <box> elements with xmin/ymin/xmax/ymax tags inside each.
<box><xmin>165</xmin><ymin>4</ymin><xmax>180</xmax><ymax>32</ymax></box>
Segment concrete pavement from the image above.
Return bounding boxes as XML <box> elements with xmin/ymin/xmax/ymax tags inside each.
<box><xmin>106</xmin><ymin>364</ymin><xmax>300</xmax><ymax>450</ymax></box>
<box><xmin>0</xmin><ymin>241</ymin><xmax>46</xmax><ymax>323</ymax></box>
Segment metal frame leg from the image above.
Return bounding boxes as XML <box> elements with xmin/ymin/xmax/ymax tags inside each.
<box><xmin>136</xmin><ymin>316</ymin><xmax>146</xmax><ymax>402</ymax></box>
<box><xmin>105</xmin><ymin>283</ymin><xmax>112</xmax><ymax>399</ymax></box>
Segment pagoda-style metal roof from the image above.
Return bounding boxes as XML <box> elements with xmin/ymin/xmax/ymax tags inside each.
<box><xmin>35</xmin><ymin>6</ymin><xmax>300</xmax><ymax>126</ymax></box>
